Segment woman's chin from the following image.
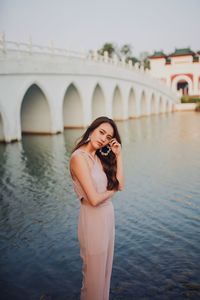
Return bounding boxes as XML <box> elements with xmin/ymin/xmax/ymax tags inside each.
<box><xmin>95</xmin><ymin>142</ymin><xmax>103</xmax><ymax>149</ymax></box>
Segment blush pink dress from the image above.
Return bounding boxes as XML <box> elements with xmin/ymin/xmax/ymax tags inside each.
<box><xmin>71</xmin><ymin>149</ymin><xmax>115</xmax><ymax>300</ymax></box>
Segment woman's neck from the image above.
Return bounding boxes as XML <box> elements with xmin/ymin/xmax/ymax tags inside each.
<box><xmin>81</xmin><ymin>143</ymin><xmax>96</xmax><ymax>158</ymax></box>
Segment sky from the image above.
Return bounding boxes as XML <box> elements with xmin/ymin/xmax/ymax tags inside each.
<box><xmin>0</xmin><ymin>0</ymin><xmax>199</xmax><ymax>58</ymax></box>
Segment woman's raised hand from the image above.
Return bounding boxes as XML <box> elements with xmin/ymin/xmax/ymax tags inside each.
<box><xmin>109</xmin><ymin>138</ymin><xmax>122</xmax><ymax>157</ymax></box>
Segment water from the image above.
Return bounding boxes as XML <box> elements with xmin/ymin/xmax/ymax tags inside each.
<box><xmin>0</xmin><ymin>111</ymin><xmax>200</xmax><ymax>300</ymax></box>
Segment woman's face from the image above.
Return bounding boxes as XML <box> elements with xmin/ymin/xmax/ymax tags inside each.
<box><xmin>90</xmin><ymin>122</ymin><xmax>114</xmax><ymax>150</ymax></box>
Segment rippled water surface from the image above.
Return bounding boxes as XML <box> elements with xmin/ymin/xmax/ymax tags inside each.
<box><xmin>0</xmin><ymin>112</ymin><xmax>200</xmax><ymax>300</ymax></box>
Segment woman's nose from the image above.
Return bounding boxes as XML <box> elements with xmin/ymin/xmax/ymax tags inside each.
<box><xmin>101</xmin><ymin>136</ymin><xmax>106</xmax><ymax>142</ymax></box>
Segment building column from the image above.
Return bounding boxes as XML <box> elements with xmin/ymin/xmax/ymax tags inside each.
<box><xmin>193</xmin><ymin>74</ymin><xmax>199</xmax><ymax>95</ymax></box>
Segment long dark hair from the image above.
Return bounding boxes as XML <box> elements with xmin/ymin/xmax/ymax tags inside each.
<box><xmin>72</xmin><ymin>116</ymin><xmax>121</xmax><ymax>190</ymax></box>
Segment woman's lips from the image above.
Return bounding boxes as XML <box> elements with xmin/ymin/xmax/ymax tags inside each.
<box><xmin>97</xmin><ymin>141</ymin><xmax>103</xmax><ymax>147</ymax></box>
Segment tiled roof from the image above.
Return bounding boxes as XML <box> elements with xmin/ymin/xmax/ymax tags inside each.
<box><xmin>148</xmin><ymin>51</ymin><xmax>166</xmax><ymax>59</ymax></box>
<box><xmin>169</xmin><ymin>48</ymin><xmax>195</xmax><ymax>57</ymax></box>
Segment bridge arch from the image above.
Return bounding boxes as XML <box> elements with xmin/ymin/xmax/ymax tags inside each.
<box><xmin>128</xmin><ymin>87</ymin><xmax>137</xmax><ymax>118</ymax></box>
<box><xmin>140</xmin><ymin>90</ymin><xmax>148</xmax><ymax>116</ymax></box>
<box><xmin>0</xmin><ymin>44</ymin><xmax>178</xmax><ymax>142</ymax></box>
<box><xmin>92</xmin><ymin>83</ymin><xmax>106</xmax><ymax>120</ymax></box>
<box><xmin>150</xmin><ymin>93</ymin><xmax>157</xmax><ymax>114</ymax></box>
<box><xmin>166</xmin><ymin>100</ymin><xmax>170</xmax><ymax>113</ymax></box>
<box><xmin>63</xmin><ymin>83</ymin><xmax>84</xmax><ymax>128</ymax></box>
<box><xmin>112</xmin><ymin>85</ymin><xmax>123</xmax><ymax>120</ymax></box>
<box><xmin>158</xmin><ymin>96</ymin><xmax>165</xmax><ymax>113</ymax></box>
<box><xmin>20</xmin><ymin>83</ymin><xmax>52</xmax><ymax>134</ymax></box>
<box><xmin>0</xmin><ymin>112</ymin><xmax>5</xmax><ymax>142</ymax></box>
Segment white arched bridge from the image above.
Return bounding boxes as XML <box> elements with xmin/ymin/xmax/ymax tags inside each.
<box><xmin>0</xmin><ymin>39</ymin><xmax>178</xmax><ymax>143</ymax></box>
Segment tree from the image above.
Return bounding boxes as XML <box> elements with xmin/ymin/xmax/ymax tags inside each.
<box><xmin>120</xmin><ymin>44</ymin><xmax>140</xmax><ymax>65</ymax></box>
<box><xmin>139</xmin><ymin>51</ymin><xmax>150</xmax><ymax>69</ymax></box>
<box><xmin>126</xmin><ymin>56</ymin><xmax>139</xmax><ymax>65</ymax></box>
<box><xmin>96</xmin><ymin>42</ymin><xmax>148</xmax><ymax>67</ymax></box>
<box><xmin>120</xmin><ymin>44</ymin><xmax>132</xmax><ymax>58</ymax></box>
<box><xmin>98</xmin><ymin>43</ymin><xmax>116</xmax><ymax>58</ymax></box>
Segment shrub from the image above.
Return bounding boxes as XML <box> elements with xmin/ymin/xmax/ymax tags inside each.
<box><xmin>195</xmin><ymin>102</ymin><xmax>200</xmax><ymax>112</ymax></box>
<box><xmin>181</xmin><ymin>95</ymin><xmax>200</xmax><ymax>103</ymax></box>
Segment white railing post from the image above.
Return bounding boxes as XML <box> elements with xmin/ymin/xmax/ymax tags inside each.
<box><xmin>93</xmin><ymin>50</ymin><xmax>98</xmax><ymax>61</ymax></box>
<box><xmin>16</xmin><ymin>42</ymin><xmax>21</xmax><ymax>59</ymax></box>
<box><xmin>103</xmin><ymin>51</ymin><xmax>108</xmax><ymax>62</ymax></box>
<box><xmin>128</xmin><ymin>59</ymin><xmax>133</xmax><ymax>68</ymax></box>
<box><xmin>0</xmin><ymin>31</ymin><xmax>6</xmax><ymax>53</ymax></box>
<box><xmin>135</xmin><ymin>62</ymin><xmax>140</xmax><ymax>70</ymax></box>
<box><xmin>113</xmin><ymin>54</ymin><xmax>118</xmax><ymax>65</ymax></box>
<box><xmin>50</xmin><ymin>40</ymin><xmax>54</xmax><ymax>56</ymax></box>
<box><xmin>29</xmin><ymin>36</ymin><xmax>33</xmax><ymax>55</ymax></box>
<box><xmin>121</xmin><ymin>56</ymin><xmax>125</xmax><ymax>66</ymax></box>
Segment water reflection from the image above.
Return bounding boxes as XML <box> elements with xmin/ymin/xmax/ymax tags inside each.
<box><xmin>63</xmin><ymin>128</ymin><xmax>84</xmax><ymax>154</ymax></box>
<box><xmin>22</xmin><ymin>135</ymin><xmax>55</xmax><ymax>181</ymax></box>
<box><xmin>0</xmin><ymin>112</ymin><xmax>200</xmax><ymax>300</ymax></box>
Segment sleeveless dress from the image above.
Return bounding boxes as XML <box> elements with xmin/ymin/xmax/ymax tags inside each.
<box><xmin>70</xmin><ymin>149</ymin><xmax>115</xmax><ymax>300</ymax></box>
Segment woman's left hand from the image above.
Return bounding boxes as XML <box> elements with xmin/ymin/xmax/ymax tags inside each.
<box><xmin>109</xmin><ymin>138</ymin><xmax>122</xmax><ymax>157</ymax></box>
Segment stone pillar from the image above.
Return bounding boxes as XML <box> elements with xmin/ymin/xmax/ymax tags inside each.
<box><xmin>0</xmin><ymin>32</ymin><xmax>6</xmax><ymax>53</ymax></box>
<box><xmin>3</xmin><ymin>107</ymin><xmax>22</xmax><ymax>142</ymax></box>
<box><xmin>29</xmin><ymin>36</ymin><xmax>33</xmax><ymax>55</ymax></box>
<box><xmin>113</xmin><ymin>54</ymin><xmax>118</xmax><ymax>65</ymax></box>
<box><xmin>128</xmin><ymin>60</ymin><xmax>133</xmax><ymax>68</ymax></box>
<box><xmin>193</xmin><ymin>74</ymin><xmax>199</xmax><ymax>95</ymax></box>
<box><xmin>50</xmin><ymin>40</ymin><xmax>54</xmax><ymax>56</ymax></box>
<box><xmin>93</xmin><ymin>50</ymin><xmax>98</xmax><ymax>61</ymax></box>
<box><xmin>103</xmin><ymin>51</ymin><xmax>108</xmax><ymax>62</ymax></box>
<box><xmin>121</xmin><ymin>57</ymin><xmax>126</xmax><ymax>66</ymax></box>
<box><xmin>135</xmin><ymin>62</ymin><xmax>140</xmax><ymax>70</ymax></box>
<box><xmin>166</xmin><ymin>76</ymin><xmax>171</xmax><ymax>88</ymax></box>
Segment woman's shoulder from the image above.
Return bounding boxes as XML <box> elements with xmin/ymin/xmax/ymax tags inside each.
<box><xmin>70</xmin><ymin>149</ymin><xmax>81</xmax><ymax>161</ymax></box>
<box><xmin>70</xmin><ymin>149</ymin><xmax>93</xmax><ymax>176</ymax></box>
<box><xmin>70</xmin><ymin>148</ymin><xmax>86</xmax><ymax>163</ymax></box>
<box><xmin>70</xmin><ymin>150</ymin><xmax>81</xmax><ymax>172</ymax></box>
<box><xmin>70</xmin><ymin>148</ymin><xmax>94</xmax><ymax>168</ymax></box>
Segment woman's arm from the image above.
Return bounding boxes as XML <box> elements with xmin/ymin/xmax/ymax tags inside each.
<box><xmin>116</xmin><ymin>152</ymin><xmax>124</xmax><ymax>191</ymax></box>
<box><xmin>70</xmin><ymin>154</ymin><xmax>116</xmax><ymax>206</ymax></box>
<box><xmin>109</xmin><ymin>139</ymin><xmax>124</xmax><ymax>191</ymax></box>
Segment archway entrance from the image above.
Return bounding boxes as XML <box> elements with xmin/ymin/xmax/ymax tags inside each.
<box><xmin>92</xmin><ymin>84</ymin><xmax>106</xmax><ymax>120</ymax></box>
<box><xmin>63</xmin><ymin>84</ymin><xmax>84</xmax><ymax>128</ymax></box>
<box><xmin>140</xmin><ymin>91</ymin><xmax>147</xmax><ymax>116</ymax></box>
<box><xmin>21</xmin><ymin>84</ymin><xmax>51</xmax><ymax>134</ymax></box>
<box><xmin>177</xmin><ymin>81</ymin><xmax>189</xmax><ymax>95</ymax></box>
<box><xmin>112</xmin><ymin>87</ymin><xmax>123</xmax><ymax>120</ymax></box>
<box><xmin>128</xmin><ymin>88</ymin><xmax>136</xmax><ymax>118</ymax></box>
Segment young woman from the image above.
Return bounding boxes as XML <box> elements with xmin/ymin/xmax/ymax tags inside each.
<box><xmin>70</xmin><ymin>116</ymin><xmax>124</xmax><ymax>300</ymax></box>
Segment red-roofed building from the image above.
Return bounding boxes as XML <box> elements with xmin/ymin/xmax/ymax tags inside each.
<box><xmin>149</xmin><ymin>48</ymin><xmax>200</xmax><ymax>97</ymax></box>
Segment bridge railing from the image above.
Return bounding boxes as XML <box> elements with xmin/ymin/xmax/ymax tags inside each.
<box><xmin>0</xmin><ymin>39</ymin><xmax>87</xmax><ymax>59</ymax></box>
<box><xmin>0</xmin><ymin>33</ymin><xmax>177</xmax><ymax>98</ymax></box>
<box><xmin>0</xmin><ymin>33</ymin><xmax>145</xmax><ymax>71</ymax></box>
<box><xmin>0</xmin><ymin>35</ymin><xmax>180</xmax><ymax>106</ymax></box>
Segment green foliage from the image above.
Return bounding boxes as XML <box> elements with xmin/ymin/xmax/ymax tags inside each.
<box><xmin>143</xmin><ymin>58</ymin><xmax>150</xmax><ymax>70</ymax></box>
<box><xmin>97</xmin><ymin>42</ymin><xmax>150</xmax><ymax>68</ymax></box>
<box><xmin>98</xmin><ymin>43</ymin><xmax>116</xmax><ymax>57</ymax></box>
<box><xmin>181</xmin><ymin>95</ymin><xmax>200</xmax><ymax>103</ymax></box>
<box><xmin>120</xmin><ymin>44</ymin><xmax>132</xmax><ymax>57</ymax></box>
<box><xmin>125</xmin><ymin>56</ymin><xmax>139</xmax><ymax>65</ymax></box>
<box><xmin>195</xmin><ymin>102</ymin><xmax>200</xmax><ymax>112</ymax></box>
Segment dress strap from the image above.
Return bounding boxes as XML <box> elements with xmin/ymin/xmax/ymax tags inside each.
<box><xmin>77</xmin><ymin>149</ymin><xmax>97</xmax><ymax>163</ymax></box>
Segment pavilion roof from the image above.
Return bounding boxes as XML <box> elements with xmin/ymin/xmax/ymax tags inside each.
<box><xmin>148</xmin><ymin>51</ymin><xmax>167</xmax><ymax>59</ymax></box>
<box><xmin>169</xmin><ymin>48</ymin><xmax>195</xmax><ymax>57</ymax></box>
